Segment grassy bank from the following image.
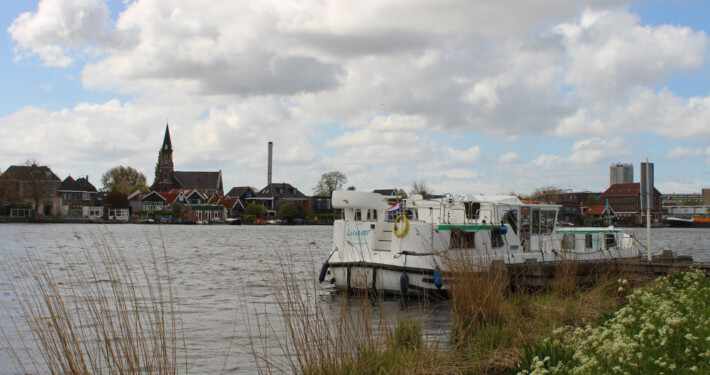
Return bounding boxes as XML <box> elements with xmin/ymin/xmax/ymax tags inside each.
<box><xmin>258</xmin><ymin>257</ymin><xmax>710</xmax><ymax>375</ymax></box>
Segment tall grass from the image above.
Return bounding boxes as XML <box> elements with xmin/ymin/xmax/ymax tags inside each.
<box><xmin>1</xmin><ymin>228</ymin><xmax>185</xmax><ymax>374</ymax></box>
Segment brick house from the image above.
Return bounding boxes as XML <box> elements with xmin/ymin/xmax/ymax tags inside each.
<box><xmin>602</xmin><ymin>183</ymin><xmax>662</xmax><ymax>224</ymax></box>
<box><xmin>59</xmin><ymin>176</ymin><xmax>98</xmax><ymax>215</ymax></box>
<box><xmin>2</xmin><ymin>165</ymin><xmax>62</xmax><ymax>217</ymax></box>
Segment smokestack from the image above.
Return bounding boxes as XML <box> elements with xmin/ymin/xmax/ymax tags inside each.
<box><xmin>267</xmin><ymin>141</ymin><xmax>273</xmax><ymax>187</ymax></box>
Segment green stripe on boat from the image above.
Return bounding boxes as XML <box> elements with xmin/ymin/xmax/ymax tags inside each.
<box><xmin>438</xmin><ymin>225</ymin><xmax>493</xmax><ymax>230</ymax></box>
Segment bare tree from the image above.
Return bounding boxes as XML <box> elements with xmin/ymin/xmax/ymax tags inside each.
<box><xmin>529</xmin><ymin>185</ymin><xmax>560</xmax><ymax>203</ymax></box>
<box><xmin>410</xmin><ymin>180</ymin><xmax>430</xmax><ymax>197</ymax></box>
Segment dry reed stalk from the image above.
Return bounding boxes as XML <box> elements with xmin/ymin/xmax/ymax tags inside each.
<box><xmin>0</xmin><ymin>226</ymin><xmax>185</xmax><ymax>374</ymax></box>
<box><xmin>441</xmin><ymin>249</ymin><xmax>508</xmax><ymax>329</ymax></box>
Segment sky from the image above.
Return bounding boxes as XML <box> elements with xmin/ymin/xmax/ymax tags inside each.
<box><xmin>1</xmin><ymin>0</ymin><xmax>709</xmax><ymax>196</ymax></box>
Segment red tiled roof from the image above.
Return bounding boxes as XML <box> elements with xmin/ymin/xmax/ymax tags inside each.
<box><xmin>158</xmin><ymin>190</ymin><xmax>181</xmax><ymax>204</ymax></box>
<box><xmin>603</xmin><ymin>183</ymin><xmax>640</xmax><ymax>197</ymax></box>
<box><xmin>582</xmin><ymin>205</ymin><xmax>607</xmax><ymax>215</ymax></box>
<box><xmin>602</xmin><ymin>183</ymin><xmax>662</xmax><ymax>197</ymax></box>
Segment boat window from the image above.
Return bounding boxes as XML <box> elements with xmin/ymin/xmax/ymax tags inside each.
<box><xmin>532</xmin><ymin>209</ymin><xmax>541</xmax><ymax>234</ymax></box>
<box><xmin>366</xmin><ymin>209</ymin><xmax>372</xmax><ymax>221</ymax></box>
<box><xmin>503</xmin><ymin>211</ymin><xmax>518</xmax><ymax>234</ymax></box>
<box><xmin>355</xmin><ymin>209</ymin><xmax>362</xmax><ymax>221</ymax></box>
<box><xmin>585</xmin><ymin>234</ymin><xmax>593</xmax><ymax>249</ymax></box>
<box><xmin>605</xmin><ymin>233</ymin><xmax>616</xmax><ymax>249</ymax></box>
<box><xmin>562</xmin><ymin>233</ymin><xmax>575</xmax><ymax>250</ymax></box>
<box><xmin>491</xmin><ymin>229</ymin><xmax>504</xmax><ymax>248</ymax></box>
<box><xmin>372</xmin><ymin>209</ymin><xmax>378</xmax><ymax>221</ymax></box>
<box><xmin>541</xmin><ymin>210</ymin><xmax>555</xmax><ymax>234</ymax></box>
<box><xmin>450</xmin><ymin>230</ymin><xmax>475</xmax><ymax>249</ymax></box>
<box><xmin>464</xmin><ymin>202</ymin><xmax>480</xmax><ymax>220</ymax></box>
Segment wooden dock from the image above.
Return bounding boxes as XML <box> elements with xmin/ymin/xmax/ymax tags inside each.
<box><xmin>501</xmin><ymin>251</ymin><xmax>710</xmax><ymax>290</ymax></box>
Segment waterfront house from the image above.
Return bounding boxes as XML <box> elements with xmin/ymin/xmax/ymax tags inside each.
<box><xmin>248</xmin><ymin>182</ymin><xmax>307</xmax><ymax>217</ymax></box>
<box><xmin>580</xmin><ymin>204</ymin><xmax>616</xmax><ymax>226</ymax></box>
<box><xmin>225</xmin><ymin>186</ymin><xmax>258</xmax><ymax>212</ymax></box>
<box><xmin>555</xmin><ymin>190</ymin><xmax>602</xmax><ymax>224</ymax></box>
<box><xmin>141</xmin><ymin>191</ymin><xmax>167</xmax><ymax>212</ymax></box>
<box><xmin>208</xmin><ymin>195</ymin><xmax>240</xmax><ymax>217</ymax></box>
<box><xmin>602</xmin><ymin>183</ymin><xmax>662</xmax><ymax>225</ymax></box>
<box><xmin>59</xmin><ymin>176</ymin><xmax>98</xmax><ymax>217</ymax></box>
<box><xmin>2</xmin><ymin>164</ymin><xmax>62</xmax><ymax>217</ymax></box>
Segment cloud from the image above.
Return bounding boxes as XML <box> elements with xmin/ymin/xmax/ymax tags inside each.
<box><xmin>557</xmin><ymin>8</ymin><xmax>707</xmax><ymax>102</ymax></box>
<box><xmin>8</xmin><ymin>0</ymin><xmax>109</xmax><ymax>67</ymax></box>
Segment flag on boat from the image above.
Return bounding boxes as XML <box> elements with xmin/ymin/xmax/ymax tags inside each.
<box><xmin>386</xmin><ymin>201</ymin><xmax>400</xmax><ymax>212</ymax></box>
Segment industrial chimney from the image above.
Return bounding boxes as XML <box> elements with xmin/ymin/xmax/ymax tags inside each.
<box><xmin>267</xmin><ymin>141</ymin><xmax>273</xmax><ymax>187</ymax></box>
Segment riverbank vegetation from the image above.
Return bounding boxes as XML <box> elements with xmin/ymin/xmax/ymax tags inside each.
<box><xmin>0</xmin><ymin>232</ymin><xmax>184</xmax><ymax>374</ymax></box>
<box><xmin>257</xmin><ymin>256</ymin><xmax>710</xmax><ymax>375</ymax></box>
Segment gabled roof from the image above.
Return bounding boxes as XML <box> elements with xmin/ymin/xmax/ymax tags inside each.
<box><xmin>209</xmin><ymin>196</ymin><xmax>239</xmax><ymax>209</ymax></box>
<box><xmin>603</xmin><ymin>183</ymin><xmax>662</xmax><ymax>197</ymax></box>
<box><xmin>226</xmin><ymin>186</ymin><xmax>257</xmax><ymax>198</ymax></box>
<box><xmin>258</xmin><ymin>182</ymin><xmax>306</xmax><ymax>199</ymax></box>
<box><xmin>373</xmin><ymin>189</ymin><xmax>398</xmax><ymax>196</ymax></box>
<box><xmin>60</xmin><ymin>176</ymin><xmax>97</xmax><ymax>192</ymax></box>
<box><xmin>3</xmin><ymin>165</ymin><xmax>61</xmax><ymax>181</ymax></box>
<box><xmin>582</xmin><ymin>205</ymin><xmax>614</xmax><ymax>216</ymax></box>
<box><xmin>158</xmin><ymin>189</ymin><xmax>182</xmax><ymax>204</ymax></box>
<box><xmin>141</xmin><ymin>191</ymin><xmax>166</xmax><ymax>202</ymax></box>
<box><xmin>174</xmin><ymin>171</ymin><xmax>221</xmax><ymax>190</ymax></box>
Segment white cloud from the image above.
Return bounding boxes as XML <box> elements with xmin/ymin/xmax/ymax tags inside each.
<box><xmin>499</xmin><ymin>152</ymin><xmax>519</xmax><ymax>164</ymax></box>
<box><xmin>8</xmin><ymin>0</ymin><xmax>109</xmax><ymax>67</ymax></box>
<box><xmin>557</xmin><ymin>8</ymin><xmax>707</xmax><ymax>102</ymax></box>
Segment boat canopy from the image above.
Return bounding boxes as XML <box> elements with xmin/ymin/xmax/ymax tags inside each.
<box><xmin>332</xmin><ymin>190</ymin><xmax>390</xmax><ymax>210</ymax></box>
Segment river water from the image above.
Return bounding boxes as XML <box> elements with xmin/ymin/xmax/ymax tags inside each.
<box><xmin>0</xmin><ymin>224</ymin><xmax>708</xmax><ymax>374</ymax></box>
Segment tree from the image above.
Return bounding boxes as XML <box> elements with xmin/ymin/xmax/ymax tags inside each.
<box><xmin>313</xmin><ymin>171</ymin><xmax>348</xmax><ymax>197</ymax></box>
<box><xmin>244</xmin><ymin>203</ymin><xmax>268</xmax><ymax>218</ymax></box>
<box><xmin>102</xmin><ymin>166</ymin><xmax>148</xmax><ymax>194</ymax></box>
<box><xmin>529</xmin><ymin>185</ymin><xmax>560</xmax><ymax>203</ymax></box>
<box><xmin>585</xmin><ymin>194</ymin><xmax>602</xmax><ymax>206</ymax></box>
<box><xmin>0</xmin><ymin>169</ymin><xmax>19</xmax><ymax>206</ymax></box>
<box><xmin>278</xmin><ymin>202</ymin><xmax>303</xmax><ymax>221</ymax></box>
<box><xmin>347</xmin><ymin>186</ymin><xmax>356</xmax><ymax>191</ymax></box>
<box><xmin>410</xmin><ymin>180</ymin><xmax>430</xmax><ymax>197</ymax></box>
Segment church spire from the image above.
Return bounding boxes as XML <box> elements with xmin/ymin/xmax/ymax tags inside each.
<box><xmin>162</xmin><ymin>123</ymin><xmax>172</xmax><ymax>152</ymax></box>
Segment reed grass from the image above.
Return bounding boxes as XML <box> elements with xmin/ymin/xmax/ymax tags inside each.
<box><xmin>0</xmin><ymin>227</ymin><xmax>185</xmax><ymax>374</ymax></box>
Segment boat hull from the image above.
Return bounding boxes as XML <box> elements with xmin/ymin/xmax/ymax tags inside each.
<box><xmin>667</xmin><ymin>217</ymin><xmax>710</xmax><ymax>228</ymax></box>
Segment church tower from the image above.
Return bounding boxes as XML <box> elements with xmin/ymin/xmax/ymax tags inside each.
<box><xmin>154</xmin><ymin>124</ymin><xmax>175</xmax><ymax>191</ymax></box>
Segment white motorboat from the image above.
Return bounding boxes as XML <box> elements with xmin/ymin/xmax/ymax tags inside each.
<box><xmin>319</xmin><ymin>190</ymin><xmax>640</xmax><ymax>295</ymax></box>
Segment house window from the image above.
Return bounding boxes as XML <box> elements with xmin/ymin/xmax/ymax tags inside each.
<box><xmin>82</xmin><ymin>192</ymin><xmax>91</xmax><ymax>200</ymax></box>
<box><xmin>47</xmin><ymin>185</ymin><xmax>56</xmax><ymax>196</ymax></box>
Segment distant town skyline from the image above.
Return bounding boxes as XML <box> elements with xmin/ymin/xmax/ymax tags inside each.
<box><xmin>1</xmin><ymin>0</ymin><xmax>709</xmax><ymax>195</ymax></box>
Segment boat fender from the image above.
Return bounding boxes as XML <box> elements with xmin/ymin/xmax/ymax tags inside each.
<box><xmin>497</xmin><ymin>225</ymin><xmax>508</xmax><ymax>235</ymax></box>
<box><xmin>400</xmin><ymin>273</ymin><xmax>409</xmax><ymax>295</ymax></box>
<box><xmin>318</xmin><ymin>262</ymin><xmax>329</xmax><ymax>283</ymax></box>
<box><xmin>433</xmin><ymin>270</ymin><xmax>443</xmax><ymax>289</ymax></box>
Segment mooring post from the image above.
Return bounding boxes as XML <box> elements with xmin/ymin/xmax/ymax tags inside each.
<box><xmin>645</xmin><ymin>158</ymin><xmax>652</xmax><ymax>262</ymax></box>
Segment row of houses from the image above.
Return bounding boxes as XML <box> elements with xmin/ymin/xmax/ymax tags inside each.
<box><xmin>0</xmin><ymin>162</ymin><xmax>333</xmax><ymax>223</ymax></box>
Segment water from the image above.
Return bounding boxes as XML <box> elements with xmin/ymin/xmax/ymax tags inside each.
<box><xmin>0</xmin><ymin>224</ymin><xmax>708</xmax><ymax>374</ymax></box>
<box><xmin>0</xmin><ymin>224</ymin><xmax>451</xmax><ymax>374</ymax></box>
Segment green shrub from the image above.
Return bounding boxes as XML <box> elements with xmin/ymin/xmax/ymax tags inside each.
<box><xmin>517</xmin><ymin>271</ymin><xmax>710</xmax><ymax>374</ymax></box>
